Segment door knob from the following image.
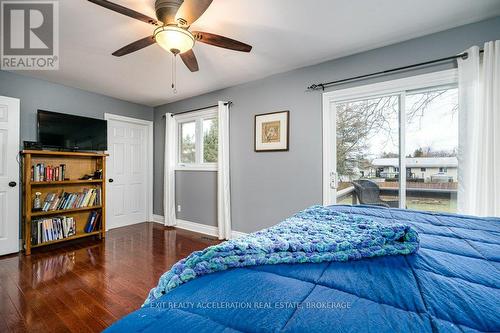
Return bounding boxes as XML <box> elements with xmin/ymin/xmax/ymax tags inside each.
<box><xmin>109</xmin><ymin>178</ymin><xmax>114</xmax><ymax>183</ymax></box>
<box><xmin>8</xmin><ymin>181</ymin><xmax>16</xmax><ymax>187</ymax></box>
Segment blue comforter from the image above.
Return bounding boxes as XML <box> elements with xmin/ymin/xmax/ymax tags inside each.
<box><xmin>106</xmin><ymin>205</ymin><xmax>500</xmax><ymax>333</ymax></box>
<box><xmin>144</xmin><ymin>205</ymin><xmax>419</xmax><ymax>306</ymax></box>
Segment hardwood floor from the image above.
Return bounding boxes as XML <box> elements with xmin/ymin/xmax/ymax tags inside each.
<box><xmin>0</xmin><ymin>222</ymin><xmax>220</xmax><ymax>333</ymax></box>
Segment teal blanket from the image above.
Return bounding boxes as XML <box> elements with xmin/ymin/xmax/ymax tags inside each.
<box><xmin>144</xmin><ymin>205</ymin><xmax>419</xmax><ymax>306</ymax></box>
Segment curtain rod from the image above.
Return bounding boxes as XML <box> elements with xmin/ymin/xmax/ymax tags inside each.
<box><xmin>162</xmin><ymin>101</ymin><xmax>232</xmax><ymax>118</ymax></box>
<box><xmin>307</xmin><ymin>49</ymin><xmax>484</xmax><ymax>91</ymax></box>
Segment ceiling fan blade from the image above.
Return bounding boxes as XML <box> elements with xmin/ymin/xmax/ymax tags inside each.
<box><xmin>112</xmin><ymin>36</ymin><xmax>156</xmax><ymax>57</ymax></box>
<box><xmin>175</xmin><ymin>0</ymin><xmax>213</xmax><ymax>26</ymax></box>
<box><xmin>192</xmin><ymin>32</ymin><xmax>252</xmax><ymax>52</ymax></box>
<box><xmin>180</xmin><ymin>49</ymin><xmax>199</xmax><ymax>72</ymax></box>
<box><xmin>88</xmin><ymin>0</ymin><xmax>159</xmax><ymax>26</ymax></box>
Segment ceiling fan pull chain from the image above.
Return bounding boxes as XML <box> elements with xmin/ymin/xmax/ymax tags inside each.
<box><xmin>171</xmin><ymin>54</ymin><xmax>178</xmax><ymax>94</ymax></box>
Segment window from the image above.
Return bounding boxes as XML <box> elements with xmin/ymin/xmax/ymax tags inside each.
<box><xmin>175</xmin><ymin>108</ymin><xmax>218</xmax><ymax>170</ymax></box>
<box><xmin>203</xmin><ymin>118</ymin><xmax>218</xmax><ymax>163</ymax></box>
<box><xmin>327</xmin><ymin>69</ymin><xmax>459</xmax><ymax>213</ymax></box>
<box><xmin>405</xmin><ymin>87</ymin><xmax>458</xmax><ymax>212</ymax></box>
<box><xmin>180</xmin><ymin>121</ymin><xmax>196</xmax><ymax>163</ymax></box>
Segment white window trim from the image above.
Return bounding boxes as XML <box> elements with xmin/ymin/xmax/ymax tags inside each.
<box><xmin>174</xmin><ymin>107</ymin><xmax>218</xmax><ymax>171</ymax></box>
<box><xmin>325</xmin><ymin>69</ymin><xmax>458</xmax><ymax>102</ymax></box>
<box><xmin>322</xmin><ymin>69</ymin><xmax>458</xmax><ymax>206</ymax></box>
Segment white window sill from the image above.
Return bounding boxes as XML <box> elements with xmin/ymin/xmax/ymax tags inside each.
<box><xmin>175</xmin><ymin>165</ymin><xmax>218</xmax><ymax>172</ymax></box>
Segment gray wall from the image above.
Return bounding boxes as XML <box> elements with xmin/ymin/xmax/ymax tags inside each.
<box><xmin>175</xmin><ymin>171</ymin><xmax>217</xmax><ymax>226</ymax></box>
<box><xmin>0</xmin><ymin>71</ymin><xmax>154</xmax><ymax>146</ymax></box>
<box><xmin>154</xmin><ymin>17</ymin><xmax>500</xmax><ymax>233</ymax></box>
<box><xmin>0</xmin><ymin>71</ymin><xmax>154</xmax><ymax>235</ymax></box>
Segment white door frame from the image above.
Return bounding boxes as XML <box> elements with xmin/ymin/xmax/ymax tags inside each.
<box><xmin>104</xmin><ymin>113</ymin><xmax>154</xmax><ymax>225</ymax></box>
<box><xmin>0</xmin><ymin>96</ymin><xmax>20</xmax><ymax>255</ymax></box>
<box><xmin>322</xmin><ymin>69</ymin><xmax>458</xmax><ymax>206</ymax></box>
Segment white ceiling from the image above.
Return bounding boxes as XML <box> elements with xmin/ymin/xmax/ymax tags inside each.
<box><xmin>13</xmin><ymin>0</ymin><xmax>500</xmax><ymax>107</ymax></box>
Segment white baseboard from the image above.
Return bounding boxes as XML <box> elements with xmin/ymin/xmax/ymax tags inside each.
<box><xmin>176</xmin><ymin>219</ymin><xmax>219</xmax><ymax>237</ymax></box>
<box><xmin>231</xmin><ymin>230</ymin><xmax>248</xmax><ymax>239</ymax></box>
<box><xmin>151</xmin><ymin>214</ymin><xmax>248</xmax><ymax>239</ymax></box>
<box><xmin>152</xmin><ymin>214</ymin><xmax>165</xmax><ymax>224</ymax></box>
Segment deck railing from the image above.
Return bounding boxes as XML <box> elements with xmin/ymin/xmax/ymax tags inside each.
<box><xmin>336</xmin><ymin>182</ymin><xmax>457</xmax><ymax>213</ymax></box>
<box><xmin>336</xmin><ymin>186</ymin><xmax>357</xmax><ymax>204</ymax></box>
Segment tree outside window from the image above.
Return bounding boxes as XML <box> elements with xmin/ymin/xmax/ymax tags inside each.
<box><xmin>203</xmin><ymin>118</ymin><xmax>218</xmax><ymax>163</ymax></box>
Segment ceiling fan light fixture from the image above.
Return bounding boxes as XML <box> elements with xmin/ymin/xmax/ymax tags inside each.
<box><xmin>154</xmin><ymin>26</ymin><xmax>195</xmax><ymax>54</ymax></box>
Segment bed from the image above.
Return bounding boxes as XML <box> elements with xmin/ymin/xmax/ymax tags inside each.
<box><xmin>105</xmin><ymin>205</ymin><xmax>500</xmax><ymax>333</ymax></box>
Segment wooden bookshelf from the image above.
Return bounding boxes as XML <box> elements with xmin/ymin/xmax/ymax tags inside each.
<box><xmin>21</xmin><ymin>150</ymin><xmax>107</xmax><ymax>255</ymax></box>
<box><xmin>30</xmin><ymin>231</ymin><xmax>102</xmax><ymax>248</ymax></box>
<box><xmin>31</xmin><ymin>179</ymin><xmax>103</xmax><ymax>186</ymax></box>
<box><xmin>31</xmin><ymin>206</ymin><xmax>103</xmax><ymax>217</ymax></box>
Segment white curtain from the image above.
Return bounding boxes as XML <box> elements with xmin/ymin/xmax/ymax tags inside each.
<box><xmin>217</xmin><ymin>101</ymin><xmax>232</xmax><ymax>239</ymax></box>
<box><xmin>457</xmin><ymin>40</ymin><xmax>500</xmax><ymax>217</ymax></box>
<box><xmin>164</xmin><ymin>113</ymin><xmax>177</xmax><ymax>226</ymax></box>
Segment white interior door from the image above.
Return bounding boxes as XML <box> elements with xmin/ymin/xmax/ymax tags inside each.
<box><xmin>106</xmin><ymin>115</ymin><xmax>152</xmax><ymax>230</ymax></box>
<box><xmin>0</xmin><ymin>96</ymin><xmax>20</xmax><ymax>255</ymax></box>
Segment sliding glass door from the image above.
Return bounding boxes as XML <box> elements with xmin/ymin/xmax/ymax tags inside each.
<box><xmin>323</xmin><ymin>70</ymin><xmax>459</xmax><ymax>213</ymax></box>
<box><xmin>334</xmin><ymin>94</ymin><xmax>401</xmax><ymax>208</ymax></box>
<box><xmin>404</xmin><ymin>87</ymin><xmax>458</xmax><ymax>212</ymax></box>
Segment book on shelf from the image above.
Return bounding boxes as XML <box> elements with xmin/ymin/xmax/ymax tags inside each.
<box><xmin>31</xmin><ymin>216</ymin><xmax>76</xmax><ymax>245</ymax></box>
<box><xmin>84</xmin><ymin>211</ymin><xmax>101</xmax><ymax>233</ymax></box>
<box><xmin>31</xmin><ymin>163</ymin><xmax>66</xmax><ymax>182</ymax></box>
<box><xmin>39</xmin><ymin>188</ymin><xmax>102</xmax><ymax>212</ymax></box>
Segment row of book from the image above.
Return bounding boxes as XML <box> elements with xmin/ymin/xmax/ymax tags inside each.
<box><xmin>31</xmin><ymin>216</ymin><xmax>76</xmax><ymax>245</ymax></box>
<box><xmin>30</xmin><ymin>212</ymin><xmax>102</xmax><ymax>245</ymax></box>
<box><xmin>31</xmin><ymin>163</ymin><xmax>66</xmax><ymax>182</ymax></box>
<box><xmin>41</xmin><ymin>188</ymin><xmax>102</xmax><ymax>212</ymax></box>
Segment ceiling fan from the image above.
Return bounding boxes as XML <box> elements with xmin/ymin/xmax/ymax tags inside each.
<box><xmin>88</xmin><ymin>0</ymin><xmax>252</xmax><ymax>73</ymax></box>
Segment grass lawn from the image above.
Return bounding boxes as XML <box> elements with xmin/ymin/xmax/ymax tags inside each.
<box><xmin>406</xmin><ymin>197</ymin><xmax>457</xmax><ymax>213</ymax></box>
<box><xmin>338</xmin><ymin>194</ymin><xmax>457</xmax><ymax>213</ymax></box>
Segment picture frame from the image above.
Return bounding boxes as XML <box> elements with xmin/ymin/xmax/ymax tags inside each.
<box><xmin>254</xmin><ymin>110</ymin><xmax>289</xmax><ymax>152</ymax></box>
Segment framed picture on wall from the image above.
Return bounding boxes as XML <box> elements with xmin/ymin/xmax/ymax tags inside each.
<box><xmin>254</xmin><ymin>110</ymin><xmax>289</xmax><ymax>152</ymax></box>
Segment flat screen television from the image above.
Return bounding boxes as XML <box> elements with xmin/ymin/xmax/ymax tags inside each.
<box><xmin>37</xmin><ymin>110</ymin><xmax>107</xmax><ymax>151</ymax></box>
